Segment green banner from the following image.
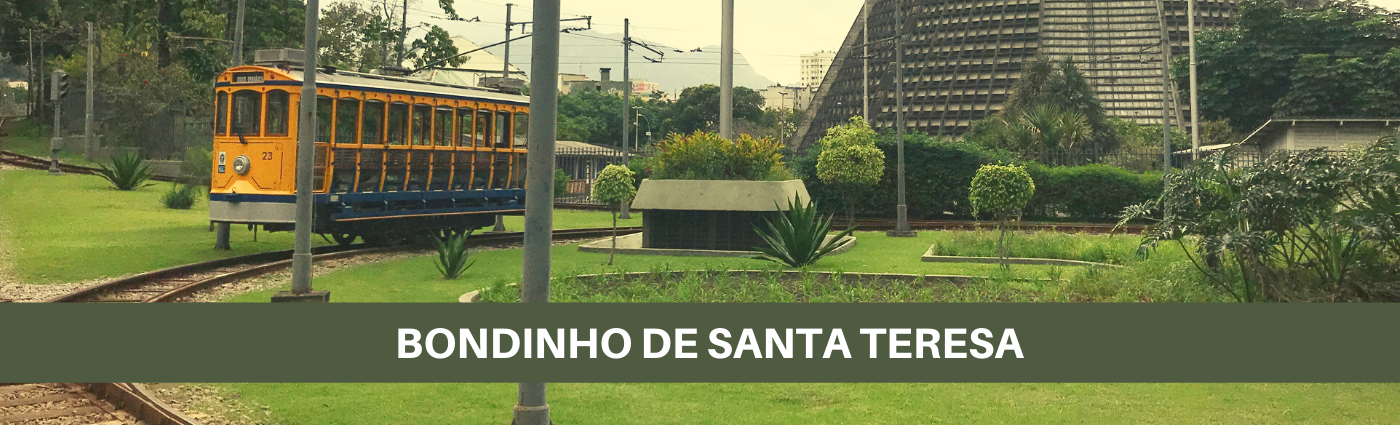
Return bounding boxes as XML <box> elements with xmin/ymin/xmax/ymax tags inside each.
<box><xmin>2</xmin><ymin>304</ymin><xmax>1396</xmax><ymax>383</ymax></box>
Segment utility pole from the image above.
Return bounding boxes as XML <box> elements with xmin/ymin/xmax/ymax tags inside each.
<box><xmin>1188</xmin><ymin>0</ymin><xmax>1200</xmax><ymax>161</ymax></box>
<box><xmin>503</xmin><ymin>3</ymin><xmax>513</xmax><ymax>78</ymax></box>
<box><xmin>620</xmin><ymin>18</ymin><xmax>631</xmax><ymax>219</ymax></box>
<box><xmin>28</xmin><ymin>30</ymin><xmax>34</xmax><ymax>118</ymax></box>
<box><xmin>273</xmin><ymin>0</ymin><xmax>328</xmax><ymax>302</ymax></box>
<box><xmin>862</xmin><ymin>0</ymin><xmax>870</xmax><ymax>121</ymax></box>
<box><xmin>888</xmin><ymin>0</ymin><xmax>914</xmax><ymax>237</ymax></box>
<box><xmin>49</xmin><ymin>70</ymin><xmax>65</xmax><ymax>175</ymax></box>
<box><xmin>719</xmin><ymin>0</ymin><xmax>734</xmax><ymax>139</ymax></box>
<box><xmin>85</xmin><ymin>23</ymin><xmax>95</xmax><ymax>160</ymax></box>
<box><xmin>516</xmin><ymin>0</ymin><xmax>559</xmax><ymax>421</ymax></box>
<box><xmin>233</xmin><ymin>0</ymin><xmax>246</xmax><ymax>65</ymax></box>
<box><xmin>1158</xmin><ymin>0</ymin><xmax>1173</xmax><ymax>178</ymax></box>
<box><xmin>397</xmin><ymin>0</ymin><xmax>409</xmax><ymax>65</ymax></box>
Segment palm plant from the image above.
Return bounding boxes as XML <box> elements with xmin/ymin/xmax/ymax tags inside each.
<box><xmin>750</xmin><ymin>195</ymin><xmax>855</xmax><ymax>268</ymax></box>
<box><xmin>96</xmin><ymin>152</ymin><xmax>156</xmax><ymax>190</ymax></box>
<box><xmin>433</xmin><ymin>230</ymin><xmax>476</xmax><ymax>279</ymax></box>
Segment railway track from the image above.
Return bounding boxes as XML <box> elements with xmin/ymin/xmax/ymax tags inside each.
<box><xmin>0</xmin><ymin>383</ymin><xmax>196</xmax><ymax>425</ymax></box>
<box><xmin>0</xmin><ymin>150</ymin><xmax>179</xmax><ymax>182</ymax></box>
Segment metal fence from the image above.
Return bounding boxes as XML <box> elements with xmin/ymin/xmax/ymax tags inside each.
<box><xmin>555</xmin><ymin>145</ymin><xmax>638</xmax><ymax>205</ymax></box>
<box><xmin>53</xmin><ymin>85</ymin><xmax>211</xmax><ymax>162</ymax></box>
<box><xmin>1032</xmin><ymin>149</ymin><xmax>1271</xmax><ymax>173</ymax></box>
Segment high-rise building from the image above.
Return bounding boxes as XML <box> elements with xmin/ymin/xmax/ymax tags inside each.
<box><xmin>792</xmin><ymin>0</ymin><xmax>1243</xmax><ymax>150</ymax></box>
<box><xmin>800</xmin><ymin>51</ymin><xmax>837</xmax><ymax>89</ymax></box>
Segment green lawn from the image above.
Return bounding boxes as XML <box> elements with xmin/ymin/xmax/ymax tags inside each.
<box><xmin>0</xmin><ymin>119</ymin><xmax>99</xmax><ymax>166</ymax></box>
<box><xmin>0</xmin><ymin>169</ymin><xmax>629</xmax><ymax>284</ymax></box>
<box><xmin>501</xmin><ymin>208</ymin><xmax>639</xmax><ymax>232</ymax></box>
<box><xmin>223</xmin><ymin>231</ymin><xmax>1085</xmax><ymax>303</ymax></box>
<box><xmin>212</xmin><ymin>382</ymin><xmax>1400</xmax><ymax>424</ymax></box>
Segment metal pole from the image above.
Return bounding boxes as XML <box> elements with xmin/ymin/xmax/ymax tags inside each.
<box><xmin>515</xmin><ymin>0</ymin><xmax>559</xmax><ymax>422</ymax></box>
<box><xmin>719</xmin><ymin>0</ymin><xmax>734</xmax><ymax>139</ymax></box>
<box><xmin>503</xmin><ymin>3</ymin><xmax>513</xmax><ymax>78</ymax></box>
<box><xmin>85</xmin><ymin>23</ymin><xmax>95</xmax><ymax>159</ymax></box>
<box><xmin>49</xmin><ymin>70</ymin><xmax>63</xmax><ymax>174</ymax></box>
<box><xmin>28</xmin><ymin>30</ymin><xmax>34</xmax><ymax>117</ymax></box>
<box><xmin>398</xmin><ymin>0</ymin><xmax>409</xmax><ymax>64</ymax></box>
<box><xmin>290</xmin><ymin>0</ymin><xmax>321</xmax><ymax>295</ymax></box>
<box><xmin>1158</xmin><ymin>0</ymin><xmax>1173</xmax><ymax>179</ymax></box>
<box><xmin>862</xmin><ymin>0</ymin><xmax>869</xmax><ymax>121</ymax></box>
<box><xmin>890</xmin><ymin>0</ymin><xmax>913</xmax><ymax>237</ymax></box>
<box><xmin>619</xmin><ymin>18</ymin><xmax>632</xmax><ymax>220</ymax></box>
<box><xmin>233</xmin><ymin>0</ymin><xmax>246</xmax><ymax>65</ymax></box>
<box><xmin>1187</xmin><ymin>0</ymin><xmax>1200</xmax><ymax>161</ymax></box>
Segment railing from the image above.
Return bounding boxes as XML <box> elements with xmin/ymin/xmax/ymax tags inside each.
<box><xmin>555</xmin><ymin>146</ymin><xmax>638</xmax><ymax>205</ymax></box>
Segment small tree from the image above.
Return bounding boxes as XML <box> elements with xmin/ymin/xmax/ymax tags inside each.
<box><xmin>816</xmin><ymin>116</ymin><xmax>886</xmax><ymax>227</ymax></box>
<box><xmin>591</xmin><ymin>164</ymin><xmax>637</xmax><ymax>265</ymax></box>
<box><xmin>969</xmin><ymin>164</ymin><xmax>1036</xmax><ymax>267</ymax></box>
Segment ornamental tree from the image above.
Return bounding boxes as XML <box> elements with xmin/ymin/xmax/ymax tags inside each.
<box><xmin>969</xmin><ymin>164</ymin><xmax>1036</xmax><ymax>266</ymax></box>
<box><xmin>815</xmin><ymin>116</ymin><xmax>886</xmax><ymax>227</ymax></box>
<box><xmin>591</xmin><ymin>164</ymin><xmax>638</xmax><ymax>265</ymax></box>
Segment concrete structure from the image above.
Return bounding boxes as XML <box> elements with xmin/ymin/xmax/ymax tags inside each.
<box><xmin>801</xmin><ymin>51</ymin><xmax>837</xmax><ymax>89</ymax></box>
<box><xmin>416</xmin><ymin>37</ymin><xmax>526</xmax><ymax>88</ymax></box>
<box><xmin>759</xmin><ymin>85</ymin><xmax>813</xmax><ymax>110</ymax></box>
<box><xmin>793</xmin><ymin>0</ymin><xmax>1244</xmax><ymax>150</ymax></box>
<box><xmin>631</xmin><ymin>179</ymin><xmax>810</xmax><ymax>251</ymax></box>
<box><xmin>631</xmin><ymin>78</ymin><xmax>660</xmax><ymax>95</ymax></box>
<box><xmin>558</xmin><ymin>73</ymin><xmax>589</xmax><ymax>94</ymax></box>
<box><xmin>1232</xmin><ymin>119</ymin><xmax>1398</xmax><ymax>155</ymax></box>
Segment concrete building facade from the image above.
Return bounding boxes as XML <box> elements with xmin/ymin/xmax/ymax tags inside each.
<box><xmin>792</xmin><ymin>0</ymin><xmax>1242</xmax><ymax>150</ymax></box>
<box><xmin>760</xmin><ymin>85</ymin><xmax>814</xmax><ymax>111</ymax></box>
<box><xmin>801</xmin><ymin>51</ymin><xmax>837</xmax><ymax>89</ymax></box>
<box><xmin>1234</xmin><ymin>119</ymin><xmax>1398</xmax><ymax>156</ymax></box>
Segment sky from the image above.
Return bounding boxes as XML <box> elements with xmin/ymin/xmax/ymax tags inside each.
<box><xmin>330</xmin><ymin>0</ymin><xmax>1400</xmax><ymax>86</ymax></box>
<box><xmin>328</xmin><ymin>0</ymin><xmax>865</xmax><ymax>86</ymax></box>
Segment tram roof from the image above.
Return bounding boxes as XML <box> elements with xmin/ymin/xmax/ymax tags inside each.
<box><xmin>235</xmin><ymin>66</ymin><xmax>529</xmax><ymax>106</ymax></box>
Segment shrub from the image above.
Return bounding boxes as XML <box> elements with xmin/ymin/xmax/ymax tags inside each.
<box><xmin>592</xmin><ymin>164</ymin><xmax>638</xmax><ymax>265</ymax></box>
<box><xmin>180</xmin><ymin>146</ymin><xmax>213</xmax><ymax>187</ymax></box>
<box><xmin>815</xmin><ymin>117</ymin><xmax>886</xmax><ymax>226</ymax></box>
<box><xmin>645</xmin><ymin>131</ymin><xmax>792</xmax><ymax>181</ymax></box>
<box><xmin>1024</xmin><ymin>163</ymin><xmax>1162</xmax><ymax>221</ymax></box>
<box><xmin>969</xmin><ymin>164</ymin><xmax>1036</xmax><ymax>266</ymax></box>
<box><xmin>160</xmin><ymin>184</ymin><xmax>202</xmax><ymax>209</ymax></box>
<box><xmin>433</xmin><ymin>231</ymin><xmax>476</xmax><ymax>279</ymax></box>
<box><xmin>794</xmin><ymin>131</ymin><xmax>1017</xmax><ymax>219</ymax></box>
<box><xmin>750</xmin><ymin>195</ymin><xmax>855</xmax><ymax>268</ymax></box>
<box><xmin>97</xmin><ymin>152</ymin><xmax>156</xmax><ymax>190</ymax></box>
<box><xmin>553</xmin><ymin>168</ymin><xmax>570</xmax><ymax>198</ymax></box>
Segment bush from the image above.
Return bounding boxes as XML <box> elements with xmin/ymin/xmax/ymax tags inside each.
<box><xmin>815</xmin><ymin>117</ymin><xmax>885</xmax><ymax>226</ymax></box>
<box><xmin>97</xmin><ymin>152</ymin><xmax>156</xmax><ymax>190</ymax></box>
<box><xmin>645</xmin><ymin>131</ymin><xmax>792</xmax><ymax>181</ymax></box>
<box><xmin>970</xmin><ymin>164</ymin><xmax>1036</xmax><ymax>265</ymax></box>
<box><xmin>433</xmin><ymin>231</ymin><xmax>476</xmax><ymax>279</ymax></box>
<box><xmin>553</xmin><ymin>168</ymin><xmax>570</xmax><ymax>198</ymax></box>
<box><xmin>592</xmin><ymin>164</ymin><xmax>638</xmax><ymax>265</ymax></box>
<box><xmin>160</xmin><ymin>184</ymin><xmax>202</xmax><ymax>209</ymax></box>
<box><xmin>180</xmin><ymin>146</ymin><xmax>213</xmax><ymax>187</ymax></box>
<box><xmin>750</xmin><ymin>196</ymin><xmax>855</xmax><ymax>268</ymax></box>
<box><xmin>1024</xmin><ymin>163</ymin><xmax>1162</xmax><ymax>221</ymax></box>
<box><xmin>794</xmin><ymin>131</ymin><xmax>1016</xmax><ymax>219</ymax></box>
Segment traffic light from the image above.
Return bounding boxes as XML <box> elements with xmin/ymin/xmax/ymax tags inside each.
<box><xmin>50</xmin><ymin>70</ymin><xmax>68</xmax><ymax>101</ymax></box>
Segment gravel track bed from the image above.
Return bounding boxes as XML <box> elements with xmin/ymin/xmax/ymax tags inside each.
<box><xmin>0</xmin><ymin>384</ymin><xmax>131</xmax><ymax>425</ymax></box>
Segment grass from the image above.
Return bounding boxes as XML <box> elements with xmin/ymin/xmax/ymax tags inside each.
<box><xmin>223</xmin><ymin>231</ymin><xmax>1090</xmax><ymax>303</ymax></box>
<box><xmin>501</xmin><ymin>207</ymin><xmax>639</xmax><ymax>231</ymax></box>
<box><xmin>209</xmin><ymin>382</ymin><xmax>1400</xmax><ymax>424</ymax></box>
<box><xmin>0</xmin><ymin>169</ymin><xmax>630</xmax><ymax>284</ymax></box>
<box><xmin>0</xmin><ymin>119</ymin><xmax>98</xmax><ymax>166</ymax></box>
<box><xmin>928</xmin><ymin>229</ymin><xmax>1143</xmax><ymax>264</ymax></box>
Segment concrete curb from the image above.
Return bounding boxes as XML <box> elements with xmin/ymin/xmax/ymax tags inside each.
<box><xmin>921</xmin><ymin>245</ymin><xmax>1124</xmax><ymax>268</ymax></box>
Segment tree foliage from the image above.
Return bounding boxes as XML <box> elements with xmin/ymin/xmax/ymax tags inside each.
<box><xmin>969</xmin><ymin>164</ymin><xmax>1036</xmax><ymax>266</ymax></box>
<box><xmin>966</xmin><ymin>58</ymin><xmax>1116</xmax><ymax>155</ymax></box>
<box><xmin>591</xmin><ymin>164</ymin><xmax>637</xmax><ymax>204</ymax></box>
<box><xmin>1120</xmin><ymin>137</ymin><xmax>1400</xmax><ymax>302</ymax></box>
<box><xmin>667</xmin><ymin>84</ymin><xmax>765</xmax><ymax>134</ymax></box>
<box><xmin>409</xmin><ymin>25</ymin><xmax>463</xmax><ymax>69</ymax></box>
<box><xmin>1181</xmin><ymin>0</ymin><xmax>1400</xmax><ymax>132</ymax></box>
<box><xmin>815</xmin><ymin>116</ymin><xmax>885</xmax><ymax>225</ymax></box>
<box><xmin>644</xmin><ymin>131</ymin><xmax>792</xmax><ymax>181</ymax></box>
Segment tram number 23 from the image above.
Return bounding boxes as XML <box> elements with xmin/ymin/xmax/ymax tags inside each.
<box><xmin>260</xmin><ymin>152</ymin><xmax>273</xmax><ymax>160</ymax></box>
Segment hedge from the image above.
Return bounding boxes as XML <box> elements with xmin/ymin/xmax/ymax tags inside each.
<box><xmin>793</xmin><ymin>132</ymin><xmax>1162</xmax><ymax>222</ymax></box>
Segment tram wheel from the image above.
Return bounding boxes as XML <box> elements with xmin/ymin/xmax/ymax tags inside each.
<box><xmin>330</xmin><ymin>232</ymin><xmax>357</xmax><ymax>246</ymax></box>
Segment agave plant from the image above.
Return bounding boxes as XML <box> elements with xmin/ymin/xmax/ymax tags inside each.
<box><xmin>750</xmin><ymin>194</ymin><xmax>855</xmax><ymax>268</ymax></box>
<box><xmin>97</xmin><ymin>152</ymin><xmax>156</xmax><ymax>190</ymax></box>
<box><xmin>433</xmin><ymin>230</ymin><xmax>476</xmax><ymax>279</ymax></box>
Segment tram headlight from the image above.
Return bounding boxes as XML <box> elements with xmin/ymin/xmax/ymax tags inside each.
<box><xmin>232</xmin><ymin>155</ymin><xmax>251</xmax><ymax>175</ymax></box>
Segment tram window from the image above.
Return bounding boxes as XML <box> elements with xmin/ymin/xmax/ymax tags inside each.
<box><xmin>495</xmin><ymin>111</ymin><xmax>510</xmax><ymax>148</ymax></box>
<box><xmin>434</xmin><ymin>107</ymin><xmax>453</xmax><ymax>147</ymax></box>
<box><xmin>215</xmin><ymin>92</ymin><xmax>228</xmax><ymax>135</ymax></box>
<box><xmin>456</xmin><ymin>107</ymin><xmax>474</xmax><ymax>147</ymax></box>
<box><xmin>264</xmin><ymin>89</ymin><xmax>290</xmax><ymax>136</ymax></box>
<box><xmin>387</xmin><ymin>102</ymin><xmax>409</xmax><ymax>145</ymax></box>
<box><xmin>514</xmin><ymin>112</ymin><xmax>529</xmax><ymax>149</ymax></box>
<box><xmin>336</xmin><ymin>98</ymin><xmax>359</xmax><ymax>144</ymax></box>
<box><xmin>230</xmin><ymin>90</ymin><xmax>261</xmax><ymax>136</ymax></box>
<box><xmin>411</xmin><ymin>104</ymin><xmax>431</xmax><ymax>146</ymax></box>
<box><xmin>316</xmin><ymin>96</ymin><xmax>333</xmax><ymax>143</ymax></box>
<box><xmin>362</xmin><ymin>100</ymin><xmax>385</xmax><ymax>144</ymax></box>
<box><xmin>475</xmin><ymin>110</ymin><xmax>492</xmax><ymax>148</ymax></box>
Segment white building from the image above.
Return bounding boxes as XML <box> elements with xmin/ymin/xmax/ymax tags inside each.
<box><xmin>760</xmin><ymin>85</ymin><xmax>812</xmax><ymax>111</ymax></box>
<box><xmin>800</xmin><ymin>51</ymin><xmax>836</xmax><ymax>89</ymax></box>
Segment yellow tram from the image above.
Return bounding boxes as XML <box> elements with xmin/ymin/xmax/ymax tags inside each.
<box><xmin>209</xmin><ymin>56</ymin><xmax>529</xmax><ymax>245</ymax></box>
